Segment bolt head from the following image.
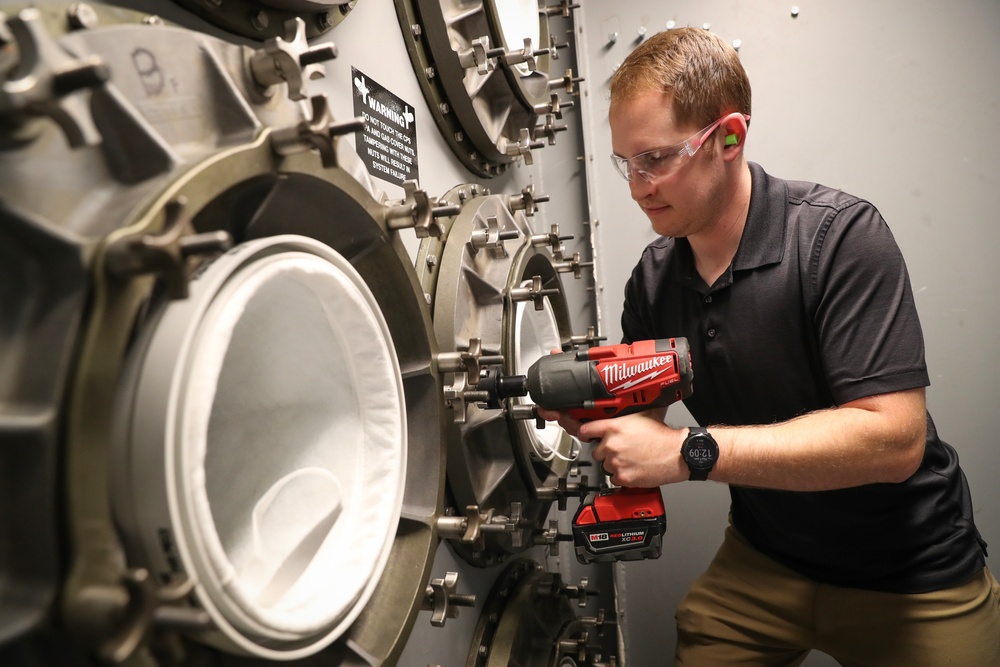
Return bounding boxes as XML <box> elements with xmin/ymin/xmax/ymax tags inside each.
<box><xmin>251</xmin><ymin>9</ymin><xmax>269</xmax><ymax>31</ymax></box>
<box><xmin>66</xmin><ymin>2</ymin><xmax>99</xmax><ymax>30</ymax></box>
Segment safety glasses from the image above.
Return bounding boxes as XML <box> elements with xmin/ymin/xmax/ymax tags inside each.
<box><xmin>611</xmin><ymin>113</ymin><xmax>750</xmax><ymax>183</ymax></box>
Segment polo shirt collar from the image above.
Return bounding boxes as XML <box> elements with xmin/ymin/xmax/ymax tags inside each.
<box><xmin>732</xmin><ymin>161</ymin><xmax>786</xmax><ymax>271</ymax></box>
<box><xmin>669</xmin><ymin>162</ymin><xmax>787</xmax><ymax>291</ymax></box>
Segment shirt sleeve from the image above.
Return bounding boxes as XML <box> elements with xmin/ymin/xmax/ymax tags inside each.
<box><xmin>809</xmin><ymin>200</ymin><xmax>930</xmax><ymax>405</ymax></box>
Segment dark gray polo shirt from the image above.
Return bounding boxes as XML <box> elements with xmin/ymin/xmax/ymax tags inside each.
<box><xmin>621</xmin><ymin>161</ymin><xmax>986</xmax><ymax>593</ymax></box>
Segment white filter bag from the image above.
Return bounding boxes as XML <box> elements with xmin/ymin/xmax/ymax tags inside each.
<box><xmin>138</xmin><ymin>236</ymin><xmax>406</xmax><ymax>658</ymax></box>
<box><xmin>514</xmin><ymin>286</ymin><xmax>573</xmax><ymax>461</ymax></box>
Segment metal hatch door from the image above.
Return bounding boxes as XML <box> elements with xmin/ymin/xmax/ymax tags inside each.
<box><xmin>0</xmin><ymin>5</ymin><xmax>444</xmax><ymax>664</ymax></box>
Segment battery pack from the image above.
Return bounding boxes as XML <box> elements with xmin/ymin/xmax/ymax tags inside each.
<box><xmin>571</xmin><ymin>487</ymin><xmax>666</xmax><ymax>563</ymax></box>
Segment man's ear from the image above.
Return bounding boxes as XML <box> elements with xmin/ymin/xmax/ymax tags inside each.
<box><xmin>721</xmin><ymin>115</ymin><xmax>748</xmax><ymax>160</ymax></box>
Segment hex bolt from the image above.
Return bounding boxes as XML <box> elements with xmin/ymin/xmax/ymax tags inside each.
<box><xmin>433</xmin><ymin>203</ymin><xmax>461</xmax><ymax>218</ymax></box>
<box><xmin>52</xmin><ymin>59</ymin><xmax>110</xmax><ymax>96</ymax></box>
<box><xmin>66</xmin><ymin>3</ymin><xmax>99</xmax><ymax>30</ymax></box>
<box><xmin>569</xmin><ymin>326</ymin><xmax>607</xmax><ymax>347</ymax></box>
<box><xmin>179</xmin><ymin>231</ymin><xmax>232</xmax><ymax>259</ymax></box>
<box><xmin>545</xmin><ymin>0</ymin><xmax>580</xmax><ymax>18</ymax></box>
<box><xmin>299</xmin><ymin>43</ymin><xmax>337</xmax><ymax>67</ymax></box>
<box><xmin>152</xmin><ymin>606</ymin><xmax>212</xmax><ymax>631</ymax></box>
<box><xmin>328</xmin><ymin>116</ymin><xmax>366</xmax><ymax>137</ymax></box>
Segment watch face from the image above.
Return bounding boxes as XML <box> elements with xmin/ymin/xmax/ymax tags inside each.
<box><xmin>684</xmin><ymin>433</ymin><xmax>718</xmax><ymax>470</ymax></box>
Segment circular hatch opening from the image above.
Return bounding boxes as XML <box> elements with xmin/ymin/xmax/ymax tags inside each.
<box><xmin>115</xmin><ymin>235</ymin><xmax>406</xmax><ymax>658</ymax></box>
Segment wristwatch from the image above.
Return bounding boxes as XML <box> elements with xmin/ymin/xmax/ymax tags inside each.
<box><xmin>681</xmin><ymin>427</ymin><xmax>719</xmax><ymax>481</ymax></box>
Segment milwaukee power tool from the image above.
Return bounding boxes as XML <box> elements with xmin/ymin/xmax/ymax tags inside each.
<box><xmin>525</xmin><ymin>338</ymin><xmax>694</xmax><ymax>563</ymax></box>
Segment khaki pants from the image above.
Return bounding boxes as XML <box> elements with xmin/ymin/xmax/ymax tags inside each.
<box><xmin>675</xmin><ymin>525</ymin><xmax>1000</xmax><ymax>666</ymax></box>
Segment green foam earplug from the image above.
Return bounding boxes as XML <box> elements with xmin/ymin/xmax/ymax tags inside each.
<box><xmin>725</xmin><ymin>133</ymin><xmax>739</xmax><ymax>146</ymax></box>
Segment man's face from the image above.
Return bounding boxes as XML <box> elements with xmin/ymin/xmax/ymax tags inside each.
<box><xmin>609</xmin><ymin>89</ymin><xmax>725</xmax><ymax>238</ymax></box>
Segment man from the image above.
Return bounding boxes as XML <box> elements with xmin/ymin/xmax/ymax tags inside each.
<box><xmin>540</xmin><ymin>27</ymin><xmax>999</xmax><ymax>666</ymax></box>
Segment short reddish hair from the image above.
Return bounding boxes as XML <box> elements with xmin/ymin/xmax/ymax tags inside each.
<box><xmin>609</xmin><ymin>27</ymin><xmax>751</xmax><ymax>130</ymax></box>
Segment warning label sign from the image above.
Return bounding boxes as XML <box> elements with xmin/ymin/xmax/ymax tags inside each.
<box><xmin>352</xmin><ymin>67</ymin><xmax>419</xmax><ymax>186</ymax></box>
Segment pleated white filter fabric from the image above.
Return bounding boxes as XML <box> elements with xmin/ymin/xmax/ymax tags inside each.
<box><xmin>161</xmin><ymin>237</ymin><xmax>405</xmax><ymax>656</ymax></box>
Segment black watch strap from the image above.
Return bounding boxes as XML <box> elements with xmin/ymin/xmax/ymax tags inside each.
<box><xmin>688</xmin><ymin>466</ymin><xmax>711</xmax><ymax>481</ymax></box>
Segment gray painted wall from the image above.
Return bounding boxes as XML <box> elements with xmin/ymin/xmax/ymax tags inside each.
<box><xmin>575</xmin><ymin>1</ymin><xmax>1000</xmax><ymax>665</ymax></box>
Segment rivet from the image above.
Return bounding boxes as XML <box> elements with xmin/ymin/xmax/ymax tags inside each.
<box><xmin>791</xmin><ymin>6</ymin><xmax>800</xmax><ymax>17</ymax></box>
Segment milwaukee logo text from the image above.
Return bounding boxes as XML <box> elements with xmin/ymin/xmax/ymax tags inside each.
<box><xmin>601</xmin><ymin>355</ymin><xmax>674</xmax><ymax>392</ymax></box>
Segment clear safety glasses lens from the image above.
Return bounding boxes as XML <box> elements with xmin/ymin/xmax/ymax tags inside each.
<box><xmin>611</xmin><ymin>114</ymin><xmax>747</xmax><ymax>183</ymax></box>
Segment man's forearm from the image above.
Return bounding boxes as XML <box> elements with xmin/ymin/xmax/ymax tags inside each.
<box><xmin>707</xmin><ymin>388</ymin><xmax>927</xmax><ymax>491</ymax></box>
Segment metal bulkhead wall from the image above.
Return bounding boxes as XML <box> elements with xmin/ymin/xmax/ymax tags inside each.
<box><xmin>0</xmin><ymin>3</ymin><xmax>444</xmax><ymax>665</ymax></box>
